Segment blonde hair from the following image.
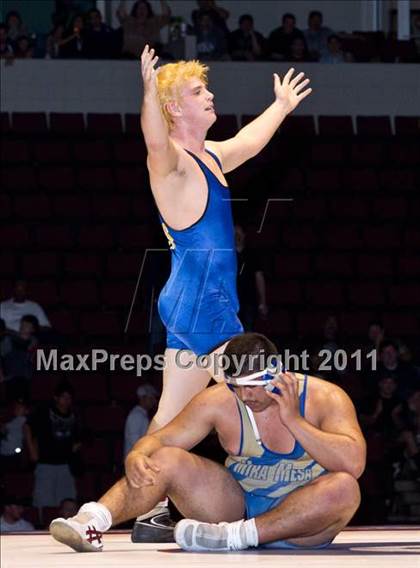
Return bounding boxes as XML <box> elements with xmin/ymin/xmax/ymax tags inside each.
<box><xmin>156</xmin><ymin>60</ymin><xmax>209</xmax><ymax>128</ymax></box>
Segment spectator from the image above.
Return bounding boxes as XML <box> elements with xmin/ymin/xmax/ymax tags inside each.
<box><xmin>268</xmin><ymin>13</ymin><xmax>306</xmax><ymax>61</ymax></box>
<box><xmin>59</xmin><ymin>14</ymin><xmax>85</xmax><ymax>59</ymax></box>
<box><xmin>0</xmin><ymin>497</ymin><xmax>34</xmax><ymax>533</ymax></box>
<box><xmin>1</xmin><ymin>315</ymin><xmax>39</xmax><ymax>399</ymax></box>
<box><xmin>320</xmin><ymin>34</ymin><xmax>353</xmax><ymax>63</ymax></box>
<box><xmin>287</xmin><ymin>36</ymin><xmax>310</xmax><ymax>62</ymax></box>
<box><xmin>0</xmin><ymin>397</ymin><xmax>29</xmax><ymax>471</ymax></box>
<box><xmin>228</xmin><ymin>14</ymin><xmax>265</xmax><ymax>61</ymax></box>
<box><xmin>196</xmin><ymin>12</ymin><xmax>228</xmax><ymax>60</ymax></box>
<box><xmin>0</xmin><ymin>22</ymin><xmax>14</xmax><ymax>59</ymax></box>
<box><xmin>360</xmin><ymin>376</ymin><xmax>404</xmax><ymax>437</ymax></box>
<box><xmin>24</xmin><ymin>381</ymin><xmax>82</xmax><ymax>509</ymax></box>
<box><xmin>83</xmin><ymin>8</ymin><xmax>117</xmax><ymax>59</ymax></box>
<box><xmin>191</xmin><ymin>0</ymin><xmax>230</xmax><ymax>35</ymax></box>
<box><xmin>57</xmin><ymin>497</ymin><xmax>78</xmax><ymax>520</ymax></box>
<box><xmin>376</xmin><ymin>340</ymin><xmax>418</xmax><ymax>398</ymax></box>
<box><xmin>367</xmin><ymin>320</ymin><xmax>385</xmax><ymax>351</ymax></box>
<box><xmin>0</xmin><ymin>280</ymin><xmax>51</xmax><ymax>334</ymax></box>
<box><xmin>45</xmin><ymin>23</ymin><xmax>66</xmax><ymax>58</ymax></box>
<box><xmin>303</xmin><ymin>10</ymin><xmax>333</xmax><ymax>61</ymax></box>
<box><xmin>235</xmin><ymin>224</ymin><xmax>268</xmax><ymax>332</ymax></box>
<box><xmin>5</xmin><ymin>10</ymin><xmax>28</xmax><ymax>46</ymax></box>
<box><xmin>116</xmin><ymin>0</ymin><xmax>171</xmax><ymax>59</ymax></box>
<box><xmin>124</xmin><ymin>383</ymin><xmax>158</xmax><ymax>459</ymax></box>
<box><xmin>13</xmin><ymin>35</ymin><xmax>34</xmax><ymax>58</ymax></box>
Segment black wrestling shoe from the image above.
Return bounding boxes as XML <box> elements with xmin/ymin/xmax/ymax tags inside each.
<box><xmin>131</xmin><ymin>505</ymin><xmax>175</xmax><ymax>543</ymax></box>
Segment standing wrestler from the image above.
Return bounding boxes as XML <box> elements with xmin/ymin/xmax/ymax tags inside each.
<box><xmin>136</xmin><ymin>46</ymin><xmax>311</xmax><ymax>529</ymax></box>
<box><xmin>49</xmin><ymin>332</ymin><xmax>365</xmax><ymax>552</ymax></box>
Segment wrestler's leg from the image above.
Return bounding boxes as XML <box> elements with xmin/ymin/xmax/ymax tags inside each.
<box><xmin>99</xmin><ymin>447</ymin><xmax>245</xmax><ymax>526</ymax></box>
<box><xmin>148</xmin><ymin>348</ymin><xmax>213</xmax><ymax>432</ymax></box>
<box><xmin>256</xmin><ymin>472</ymin><xmax>361</xmax><ymax>547</ymax></box>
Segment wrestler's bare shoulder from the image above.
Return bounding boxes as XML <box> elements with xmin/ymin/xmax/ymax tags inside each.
<box><xmin>305</xmin><ymin>374</ymin><xmax>355</xmax><ymax>415</ymax></box>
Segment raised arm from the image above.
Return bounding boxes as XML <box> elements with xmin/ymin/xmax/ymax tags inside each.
<box><xmin>208</xmin><ymin>68</ymin><xmax>312</xmax><ymax>173</ymax></box>
<box><xmin>140</xmin><ymin>45</ymin><xmax>179</xmax><ymax>177</ymax></box>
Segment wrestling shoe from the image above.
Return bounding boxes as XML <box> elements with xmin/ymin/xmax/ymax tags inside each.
<box><xmin>49</xmin><ymin>513</ymin><xmax>103</xmax><ymax>552</ymax></box>
<box><xmin>131</xmin><ymin>504</ymin><xmax>175</xmax><ymax>543</ymax></box>
<box><xmin>175</xmin><ymin>519</ymin><xmax>248</xmax><ymax>551</ymax></box>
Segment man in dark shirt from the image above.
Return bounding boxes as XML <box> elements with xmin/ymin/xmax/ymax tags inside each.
<box><xmin>376</xmin><ymin>340</ymin><xmax>418</xmax><ymax>398</ymax></box>
<box><xmin>25</xmin><ymin>381</ymin><xmax>82</xmax><ymax>509</ymax></box>
<box><xmin>229</xmin><ymin>14</ymin><xmax>265</xmax><ymax>61</ymax></box>
<box><xmin>83</xmin><ymin>8</ymin><xmax>117</xmax><ymax>59</ymax></box>
<box><xmin>235</xmin><ymin>224</ymin><xmax>268</xmax><ymax>331</ymax></box>
<box><xmin>268</xmin><ymin>13</ymin><xmax>306</xmax><ymax>61</ymax></box>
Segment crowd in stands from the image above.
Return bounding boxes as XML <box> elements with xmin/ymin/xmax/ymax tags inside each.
<box><xmin>1</xmin><ymin>1</ymin><xmax>419</xmax><ymax>62</ymax></box>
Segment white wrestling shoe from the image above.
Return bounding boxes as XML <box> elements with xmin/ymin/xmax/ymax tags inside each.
<box><xmin>175</xmin><ymin>519</ymin><xmax>248</xmax><ymax>552</ymax></box>
<box><xmin>49</xmin><ymin>512</ymin><xmax>103</xmax><ymax>552</ymax></box>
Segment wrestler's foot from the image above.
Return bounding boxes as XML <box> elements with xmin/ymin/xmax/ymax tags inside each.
<box><xmin>175</xmin><ymin>519</ymin><xmax>249</xmax><ymax>551</ymax></box>
<box><xmin>131</xmin><ymin>504</ymin><xmax>175</xmax><ymax>543</ymax></box>
<box><xmin>49</xmin><ymin>512</ymin><xmax>103</xmax><ymax>552</ymax></box>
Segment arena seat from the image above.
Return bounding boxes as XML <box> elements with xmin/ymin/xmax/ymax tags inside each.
<box><xmin>77</xmin><ymin>166</ymin><xmax>115</xmax><ymax>191</ymax></box>
<box><xmin>307</xmin><ymin>281</ymin><xmax>344</xmax><ymax>306</ymax></box>
<box><xmin>52</xmin><ymin>194</ymin><xmax>91</xmax><ymax>218</ymax></box>
<box><xmin>267</xmin><ymin>280</ymin><xmax>302</xmax><ymax>305</ymax></box>
<box><xmin>79</xmin><ymin>311</ymin><xmax>122</xmax><ymax>336</ymax></box>
<box><xmin>363</xmin><ymin>226</ymin><xmax>401</xmax><ymax>248</ymax></box>
<box><xmin>357</xmin><ymin>254</ymin><xmax>393</xmax><ymax>277</ymax></box>
<box><xmin>1</xmin><ymin>139</ymin><xmax>30</xmax><ymax>163</ymax></box>
<box><xmin>14</xmin><ymin>194</ymin><xmax>51</xmax><ymax>220</ymax></box>
<box><xmin>86</xmin><ymin>113</ymin><xmax>123</xmax><ymax>136</ymax></box>
<box><xmin>92</xmin><ymin>195</ymin><xmax>131</xmax><ymax>219</ymax></box>
<box><xmin>398</xmin><ymin>255</ymin><xmax>420</xmax><ymax>276</ymax></box>
<box><xmin>0</xmin><ymin>225</ymin><xmax>30</xmax><ymax>248</ymax></box>
<box><xmin>124</xmin><ymin>113</ymin><xmax>141</xmax><ymax>135</ymax></box>
<box><xmin>38</xmin><ymin>166</ymin><xmax>76</xmax><ymax>192</ymax></box>
<box><xmin>0</xmin><ymin>252</ymin><xmax>16</xmax><ymax>276</ymax></box>
<box><xmin>274</xmin><ymin>253</ymin><xmax>311</xmax><ymax>277</ymax></box>
<box><xmin>389</xmin><ymin>284</ymin><xmax>420</xmax><ymax>307</ymax></box>
<box><xmin>207</xmin><ymin>114</ymin><xmax>238</xmax><ymax>139</ymax></box>
<box><xmin>350</xmin><ymin>141</ymin><xmax>384</xmax><ymax>166</ymax></box>
<box><xmin>12</xmin><ymin>112</ymin><xmax>48</xmax><ymax>135</ymax></box>
<box><xmin>109</xmin><ymin>374</ymin><xmax>142</xmax><ymax>403</ymax></box>
<box><xmin>282</xmin><ymin>225</ymin><xmax>319</xmax><ymax>250</ymax></box>
<box><xmin>314</xmin><ymin>253</ymin><xmax>355</xmax><ymax>277</ymax></box>
<box><xmin>83</xmin><ymin>404</ymin><xmax>126</xmax><ymax>434</ymax></box>
<box><xmin>64</xmin><ymin>253</ymin><xmax>102</xmax><ymax>276</ymax></box>
<box><xmin>1</xmin><ymin>111</ymin><xmax>11</xmax><ymax>133</ymax></box>
<box><xmin>329</xmin><ymin>197</ymin><xmax>369</xmax><ymax>219</ymax></box>
<box><xmin>0</xmin><ymin>195</ymin><xmax>12</xmax><ymax>220</ymax></box>
<box><xmin>356</xmin><ymin>116</ymin><xmax>392</xmax><ymax>136</ymax></box>
<box><xmin>22</xmin><ymin>252</ymin><xmax>58</xmax><ymax>277</ymax></box>
<box><xmin>372</xmin><ymin>197</ymin><xmax>408</xmax><ymax>219</ymax></box>
<box><xmin>35</xmin><ymin>225</ymin><xmax>74</xmax><ymax>249</ymax></box>
<box><xmin>349</xmin><ymin>282</ymin><xmax>386</xmax><ymax>306</ymax></box>
<box><xmin>394</xmin><ymin>115</ymin><xmax>420</xmax><ymax>136</ymax></box>
<box><xmin>113</xmin><ymin>139</ymin><xmax>147</xmax><ymax>163</ymax></box>
<box><xmin>306</xmin><ymin>168</ymin><xmax>341</xmax><ymax>192</ymax></box>
<box><xmin>71</xmin><ymin>373</ymin><xmax>110</xmax><ymax>404</ymax></box>
<box><xmin>106</xmin><ymin>252</ymin><xmax>142</xmax><ymax>277</ymax></box>
<box><xmin>318</xmin><ymin>115</ymin><xmax>354</xmax><ymax>136</ymax></box>
<box><xmin>78</xmin><ymin>225</ymin><xmax>115</xmax><ymax>249</ymax></box>
<box><xmin>114</xmin><ymin>165</ymin><xmax>148</xmax><ymax>192</ymax></box>
<box><xmin>73</xmin><ymin>140</ymin><xmax>112</xmax><ymax>163</ymax></box>
<box><xmin>102</xmin><ymin>281</ymin><xmax>137</xmax><ymax>308</ymax></box>
<box><xmin>325</xmin><ymin>225</ymin><xmax>363</xmax><ymax>250</ymax></box>
<box><xmin>49</xmin><ymin>308</ymin><xmax>78</xmax><ymax>335</ymax></box>
<box><xmin>33</xmin><ymin>141</ymin><xmax>72</xmax><ymax>164</ymax></box>
<box><xmin>2</xmin><ymin>165</ymin><xmax>38</xmax><ymax>192</ymax></box>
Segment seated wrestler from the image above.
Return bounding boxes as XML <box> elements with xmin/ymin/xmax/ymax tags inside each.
<box><xmin>50</xmin><ymin>332</ymin><xmax>366</xmax><ymax>552</ymax></box>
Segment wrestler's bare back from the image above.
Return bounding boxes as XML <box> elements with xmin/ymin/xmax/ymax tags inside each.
<box><xmin>147</xmin><ymin>140</ymin><xmax>226</xmax><ymax>231</ymax></box>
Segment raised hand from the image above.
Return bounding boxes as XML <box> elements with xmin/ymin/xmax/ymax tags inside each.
<box><xmin>141</xmin><ymin>44</ymin><xmax>159</xmax><ymax>96</ymax></box>
<box><xmin>273</xmin><ymin>68</ymin><xmax>312</xmax><ymax>114</ymax></box>
<box><xmin>265</xmin><ymin>371</ymin><xmax>301</xmax><ymax>427</ymax></box>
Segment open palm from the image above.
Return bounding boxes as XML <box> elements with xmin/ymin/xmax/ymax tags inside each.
<box><xmin>274</xmin><ymin>68</ymin><xmax>312</xmax><ymax>114</ymax></box>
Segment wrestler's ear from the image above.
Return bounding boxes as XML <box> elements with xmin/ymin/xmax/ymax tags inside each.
<box><xmin>165</xmin><ymin>100</ymin><xmax>182</xmax><ymax>119</ymax></box>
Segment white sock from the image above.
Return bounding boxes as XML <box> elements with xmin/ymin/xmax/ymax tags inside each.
<box><xmin>78</xmin><ymin>502</ymin><xmax>112</xmax><ymax>532</ymax></box>
<box><xmin>227</xmin><ymin>518</ymin><xmax>259</xmax><ymax>550</ymax></box>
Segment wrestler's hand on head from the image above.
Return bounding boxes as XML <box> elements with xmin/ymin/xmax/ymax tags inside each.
<box><xmin>140</xmin><ymin>44</ymin><xmax>159</xmax><ymax>96</ymax></box>
<box><xmin>273</xmin><ymin>68</ymin><xmax>312</xmax><ymax>115</ymax></box>
<box><xmin>266</xmin><ymin>371</ymin><xmax>301</xmax><ymax>427</ymax></box>
<box><xmin>125</xmin><ymin>450</ymin><xmax>160</xmax><ymax>489</ymax></box>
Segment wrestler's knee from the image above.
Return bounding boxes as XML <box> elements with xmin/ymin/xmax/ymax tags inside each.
<box><xmin>321</xmin><ymin>472</ymin><xmax>361</xmax><ymax>514</ymax></box>
<box><xmin>150</xmin><ymin>446</ymin><xmax>190</xmax><ymax>479</ymax></box>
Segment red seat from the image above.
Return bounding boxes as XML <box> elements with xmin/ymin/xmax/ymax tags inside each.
<box><xmin>280</xmin><ymin>115</ymin><xmax>315</xmax><ymax>137</ymax></box>
<box><xmin>73</xmin><ymin>141</ymin><xmax>111</xmax><ymax>163</ymax></box>
<box><xmin>381</xmin><ymin>39</ymin><xmax>417</xmax><ymax>63</ymax></box>
<box><xmin>29</xmin><ymin>282</ymin><xmax>59</xmax><ymax>306</ymax></box>
<box><xmin>1</xmin><ymin>140</ymin><xmax>30</xmax><ymax>163</ymax></box>
<box><xmin>78</xmin><ymin>225</ymin><xmax>114</xmax><ymax>249</ymax></box>
<box><xmin>115</xmin><ymin>166</ymin><xmax>148</xmax><ymax>192</ymax></box>
<box><xmin>318</xmin><ymin>115</ymin><xmax>354</xmax><ymax>136</ymax></box>
<box><xmin>61</xmin><ymin>280</ymin><xmax>98</xmax><ymax>307</ymax></box>
<box><xmin>52</xmin><ymin>195</ymin><xmax>90</xmax><ymax>218</ymax></box>
<box><xmin>283</xmin><ymin>225</ymin><xmax>318</xmax><ymax>249</ymax></box>
<box><xmin>31</xmin><ymin>373</ymin><xmax>62</xmax><ymax>401</ymax></box>
<box><xmin>363</xmin><ymin>226</ymin><xmax>401</xmax><ymax>249</ymax></box>
<box><xmin>394</xmin><ymin>116</ymin><xmax>420</xmax><ymax>137</ymax></box>
<box><xmin>49</xmin><ymin>309</ymin><xmax>78</xmax><ymax>334</ymax></box>
<box><xmin>325</xmin><ymin>225</ymin><xmax>362</xmax><ymax>250</ymax></box>
<box><xmin>0</xmin><ymin>195</ymin><xmax>12</xmax><ymax>220</ymax></box>
<box><xmin>125</xmin><ymin>113</ymin><xmax>141</xmax><ymax>135</ymax></box>
<box><xmin>349</xmin><ymin>282</ymin><xmax>385</xmax><ymax>306</ymax></box>
<box><xmin>314</xmin><ymin>253</ymin><xmax>355</xmax><ymax>277</ymax></box>
<box><xmin>2</xmin><ymin>166</ymin><xmax>38</xmax><ymax>191</ymax></box>
<box><xmin>39</xmin><ymin>166</ymin><xmax>76</xmax><ymax>192</ymax></box>
<box><xmin>267</xmin><ymin>280</ymin><xmax>302</xmax><ymax>305</ymax></box>
<box><xmin>86</xmin><ymin>113</ymin><xmax>122</xmax><ymax>135</ymax></box>
<box><xmin>404</xmin><ymin>227</ymin><xmax>420</xmax><ymax>248</ymax></box>
<box><xmin>256</xmin><ymin>308</ymin><xmax>291</xmax><ymax>335</ymax></box>
<box><xmin>0</xmin><ymin>225</ymin><xmax>30</xmax><ymax>248</ymax></box>
<box><xmin>22</xmin><ymin>253</ymin><xmax>58</xmax><ymax>277</ymax></box>
<box><xmin>389</xmin><ymin>284</ymin><xmax>420</xmax><ymax>307</ymax></box>
<box><xmin>388</xmin><ymin>141</ymin><xmax>420</xmax><ymax>167</ymax></box>
<box><xmin>356</xmin><ymin>116</ymin><xmax>392</xmax><ymax>137</ymax></box>
<box><xmin>50</xmin><ymin>112</ymin><xmax>85</xmax><ymax>135</ymax></box>
<box><xmin>350</xmin><ymin>142</ymin><xmax>383</xmax><ymax>166</ymax></box>
<box><xmin>92</xmin><ymin>195</ymin><xmax>131</xmax><ymax>219</ymax></box>
<box><xmin>110</xmin><ymin>374</ymin><xmax>142</xmax><ymax>402</ymax></box>
<box><xmin>118</xmin><ymin>225</ymin><xmax>156</xmax><ymax>249</ymax></box>
<box><xmin>64</xmin><ymin>254</ymin><xmax>101</xmax><ymax>276</ymax></box>
<box><xmin>81</xmin><ymin>439</ymin><xmax>110</xmax><ymax>468</ymax></box>
<box><xmin>76</xmin><ymin>472</ymin><xmax>100</xmax><ymax>500</ymax></box>
<box><xmin>382</xmin><ymin>312</ymin><xmax>419</xmax><ymax>335</ymax></box>
<box><xmin>35</xmin><ymin>226</ymin><xmax>74</xmax><ymax>249</ymax></box>
<box><xmin>297</xmin><ymin>310</ymin><xmax>330</xmax><ymax>335</ymax></box>
<box><xmin>344</xmin><ymin>168</ymin><xmax>378</xmax><ymax>192</ymax></box>
<box><xmin>307</xmin><ymin>282</ymin><xmax>343</xmax><ymax>306</ymax></box>
<box><xmin>2</xmin><ymin>472</ymin><xmax>34</xmax><ymax>499</ymax></box>
<box><xmin>14</xmin><ymin>194</ymin><xmax>51</xmax><ymax>219</ymax></box>
<box><xmin>309</xmin><ymin>142</ymin><xmax>344</xmax><ymax>165</ymax></box>
<box><xmin>33</xmin><ymin>141</ymin><xmax>71</xmax><ymax>164</ymax></box>
<box><xmin>71</xmin><ymin>373</ymin><xmax>110</xmax><ymax>404</ymax></box>
<box><xmin>398</xmin><ymin>255</ymin><xmax>420</xmax><ymax>276</ymax></box>
<box><xmin>207</xmin><ymin>114</ymin><xmax>238</xmax><ymax>140</ymax></box>
<box><xmin>372</xmin><ymin>197</ymin><xmax>408</xmax><ymax>219</ymax></box>
<box><xmin>1</xmin><ymin>111</ymin><xmax>11</xmax><ymax>133</ymax></box>
<box><xmin>113</xmin><ymin>139</ymin><xmax>147</xmax><ymax>164</ymax></box>
<box><xmin>340</xmin><ymin>311</ymin><xmax>374</xmax><ymax>336</ymax></box>
<box><xmin>274</xmin><ymin>253</ymin><xmax>310</xmax><ymax>276</ymax></box>
<box><xmin>79</xmin><ymin>311</ymin><xmax>121</xmax><ymax>335</ymax></box>
<box><xmin>0</xmin><ymin>252</ymin><xmax>16</xmax><ymax>276</ymax></box>
<box><xmin>77</xmin><ymin>166</ymin><xmax>115</xmax><ymax>191</ymax></box>
<box><xmin>293</xmin><ymin>197</ymin><xmax>326</xmax><ymax>220</ymax></box>
<box><xmin>131</xmin><ymin>196</ymin><xmax>156</xmax><ymax>220</ymax></box>
<box><xmin>102</xmin><ymin>281</ymin><xmax>137</xmax><ymax>307</ymax></box>
<box><xmin>306</xmin><ymin>168</ymin><xmax>341</xmax><ymax>192</ymax></box>
<box><xmin>84</xmin><ymin>404</ymin><xmax>126</xmax><ymax>433</ymax></box>
<box><xmin>106</xmin><ymin>252</ymin><xmax>143</xmax><ymax>277</ymax></box>
<box><xmin>12</xmin><ymin>112</ymin><xmax>48</xmax><ymax>134</ymax></box>
<box><xmin>357</xmin><ymin>254</ymin><xmax>393</xmax><ymax>277</ymax></box>
<box><xmin>329</xmin><ymin>198</ymin><xmax>368</xmax><ymax>219</ymax></box>
<box><xmin>379</xmin><ymin>169</ymin><xmax>415</xmax><ymax>192</ymax></box>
